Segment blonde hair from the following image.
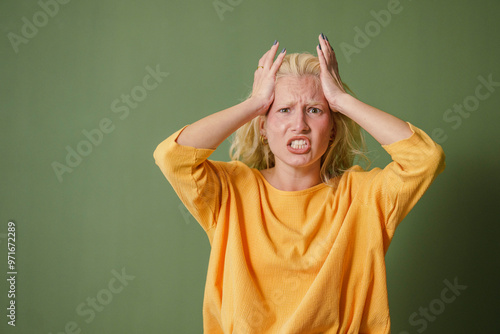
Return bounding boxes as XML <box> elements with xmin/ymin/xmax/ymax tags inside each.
<box><xmin>229</xmin><ymin>53</ymin><xmax>368</xmax><ymax>186</ymax></box>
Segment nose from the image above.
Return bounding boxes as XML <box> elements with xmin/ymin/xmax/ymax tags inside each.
<box><xmin>291</xmin><ymin>109</ymin><xmax>310</xmax><ymax>132</ymax></box>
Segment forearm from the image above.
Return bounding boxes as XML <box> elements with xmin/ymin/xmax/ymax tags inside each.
<box><xmin>176</xmin><ymin>97</ymin><xmax>266</xmax><ymax>149</ymax></box>
<box><xmin>332</xmin><ymin>94</ymin><xmax>413</xmax><ymax>146</ymax></box>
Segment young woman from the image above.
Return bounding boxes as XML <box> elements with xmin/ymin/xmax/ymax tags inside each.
<box><xmin>154</xmin><ymin>34</ymin><xmax>445</xmax><ymax>333</ymax></box>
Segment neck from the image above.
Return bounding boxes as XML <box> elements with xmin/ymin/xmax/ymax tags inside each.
<box><xmin>261</xmin><ymin>162</ymin><xmax>323</xmax><ymax>191</ymax></box>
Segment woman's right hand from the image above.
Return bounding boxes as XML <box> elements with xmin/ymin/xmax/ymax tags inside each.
<box><xmin>173</xmin><ymin>41</ymin><xmax>286</xmax><ymax>150</ymax></box>
<box><xmin>250</xmin><ymin>41</ymin><xmax>287</xmax><ymax>115</ymax></box>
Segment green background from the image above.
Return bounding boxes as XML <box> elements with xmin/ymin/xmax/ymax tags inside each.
<box><xmin>1</xmin><ymin>0</ymin><xmax>499</xmax><ymax>333</ymax></box>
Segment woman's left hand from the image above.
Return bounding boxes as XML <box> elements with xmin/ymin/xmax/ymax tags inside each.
<box><xmin>316</xmin><ymin>33</ymin><xmax>349</xmax><ymax>112</ymax></box>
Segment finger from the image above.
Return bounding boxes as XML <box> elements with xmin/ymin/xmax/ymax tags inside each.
<box><xmin>319</xmin><ymin>33</ymin><xmax>334</xmax><ymax>51</ymax></box>
<box><xmin>325</xmin><ymin>34</ymin><xmax>334</xmax><ymax>51</ymax></box>
<box><xmin>319</xmin><ymin>34</ymin><xmax>341</xmax><ymax>75</ymax></box>
<box><xmin>258</xmin><ymin>48</ymin><xmax>271</xmax><ymax>67</ymax></box>
<box><xmin>318</xmin><ymin>35</ymin><xmax>338</xmax><ymax>72</ymax></box>
<box><xmin>316</xmin><ymin>43</ymin><xmax>328</xmax><ymax>70</ymax></box>
<box><xmin>270</xmin><ymin>47</ymin><xmax>286</xmax><ymax>73</ymax></box>
<box><xmin>325</xmin><ymin>36</ymin><xmax>338</xmax><ymax>72</ymax></box>
<box><xmin>317</xmin><ymin>45</ymin><xmax>334</xmax><ymax>82</ymax></box>
<box><xmin>317</xmin><ymin>43</ymin><xmax>345</xmax><ymax>93</ymax></box>
<box><xmin>257</xmin><ymin>41</ymin><xmax>278</xmax><ymax>67</ymax></box>
<box><xmin>262</xmin><ymin>41</ymin><xmax>280</xmax><ymax>69</ymax></box>
<box><xmin>318</xmin><ymin>33</ymin><xmax>328</xmax><ymax>51</ymax></box>
<box><xmin>318</xmin><ymin>39</ymin><xmax>333</xmax><ymax>73</ymax></box>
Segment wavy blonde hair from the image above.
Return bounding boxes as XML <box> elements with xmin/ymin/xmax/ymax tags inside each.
<box><xmin>229</xmin><ymin>53</ymin><xmax>368</xmax><ymax>186</ymax></box>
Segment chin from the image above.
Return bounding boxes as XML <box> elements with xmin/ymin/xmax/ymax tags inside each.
<box><xmin>280</xmin><ymin>155</ymin><xmax>318</xmax><ymax>169</ymax></box>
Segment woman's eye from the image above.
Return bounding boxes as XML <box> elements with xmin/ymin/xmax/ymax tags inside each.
<box><xmin>309</xmin><ymin>108</ymin><xmax>321</xmax><ymax>114</ymax></box>
<box><xmin>279</xmin><ymin>108</ymin><xmax>289</xmax><ymax>113</ymax></box>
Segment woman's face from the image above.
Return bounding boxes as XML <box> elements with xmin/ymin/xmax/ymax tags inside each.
<box><xmin>260</xmin><ymin>75</ymin><xmax>334</xmax><ymax>172</ymax></box>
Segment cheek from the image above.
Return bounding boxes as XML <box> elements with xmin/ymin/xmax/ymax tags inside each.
<box><xmin>265</xmin><ymin>123</ymin><xmax>287</xmax><ymax>153</ymax></box>
<box><xmin>314</xmin><ymin>120</ymin><xmax>334</xmax><ymax>141</ymax></box>
<box><xmin>316</xmin><ymin>136</ymin><xmax>330</xmax><ymax>153</ymax></box>
<box><xmin>265</xmin><ymin>117</ymin><xmax>285</xmax><ymax>138</ymax></box>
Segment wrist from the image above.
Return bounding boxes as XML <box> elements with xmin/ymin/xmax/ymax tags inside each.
<box><xmin>329</xmin><ymin>93</ymin><xmax>355</xmax><ymax>114</ymax></box>
<box><xmin>246</xmin><ymin>95</ymin><xmax>272</xmax><ymax>116</ymax></box>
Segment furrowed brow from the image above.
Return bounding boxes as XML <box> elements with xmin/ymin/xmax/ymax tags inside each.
<box><xmin>307</xmin><ymin>101</ymin><xmax>324</xmax><ymax>107</ymax></box>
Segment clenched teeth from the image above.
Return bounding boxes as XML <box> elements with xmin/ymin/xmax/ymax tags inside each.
<box><xmin>290</xmin><ymin>140</ymin><xmax>307</xmax><ymax>149</ymax></box>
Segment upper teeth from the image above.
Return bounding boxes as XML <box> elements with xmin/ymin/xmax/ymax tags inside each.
<box><xmin>290</xmin><ymin>140</ymin><xmax>307</xmax><ymax>149</ymax></box>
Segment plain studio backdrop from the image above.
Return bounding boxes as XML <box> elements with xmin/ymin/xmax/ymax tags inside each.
<box><xmin>1</xmin><ymin>0</ymin><xmax>499</xmax><ymax>333</ymax></box>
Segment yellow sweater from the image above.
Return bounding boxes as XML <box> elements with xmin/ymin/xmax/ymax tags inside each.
<box><xmin>154</xmin><ymin>123</ymin><xmax>445</xmax><ymax>334</ymax></box>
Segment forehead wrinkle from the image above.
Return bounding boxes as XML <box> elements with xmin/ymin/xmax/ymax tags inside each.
<box><xmin>279</xmin><ymin>100</ymin><xmax>325</xmax><ymax>107</ymax></box>
<box><xmin>274</xmin><ymin>75</ymin><xmax>326</xmax><ymax>108</ymax></box>
<box><xmin>277</xmin><ymin>86</ymin><xmax>326</xmax><ymax>106</ymax></box>
<box><xmin>275</xmin><ymin>76</ymin><xmax>323</xmax><ymax>102</ymax></box>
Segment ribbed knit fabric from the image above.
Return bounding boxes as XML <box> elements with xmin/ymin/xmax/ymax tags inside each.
<box><xmin>153</xmin><ymin>123</ymin><xmax>445</xmax><ymax>334</ymax></box>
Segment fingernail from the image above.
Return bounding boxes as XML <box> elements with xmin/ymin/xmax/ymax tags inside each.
<box><xmin>273</xmin><ymin>39</ymin><xmax>277</xmax><ymax>45</ymax></box>
<box><xmin>321</xmin><ymin>33</ymin><xmax>325</xmax><ymax>40</ymax></box>
<box><xmin>325</xmin><ymin>35</ymin><xmax>329</xmax><ymax>42</ymax></box>
<box><xmin>281</xmin><ymin>48</ymin><xmax>286</xmax><ymax>53</ymax></box>
<box><xmin>318</xmin><ymin>44</ymin><xmax>321</xmax><ymax>50</ymax></box>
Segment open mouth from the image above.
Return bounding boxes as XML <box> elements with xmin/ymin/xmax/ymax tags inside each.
<box><xmin>287</xmin><ymin>137</ymin><xmax>311</xmax><ymax>154</ymax></box>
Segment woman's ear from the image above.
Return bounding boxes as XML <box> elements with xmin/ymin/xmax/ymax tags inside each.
<box><xmin>259</xmin><ymin>115</ymin><xmax>267</xmax><ymax>137</ymax></box>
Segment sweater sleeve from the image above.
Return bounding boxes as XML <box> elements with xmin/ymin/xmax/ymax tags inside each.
<box><xmin>352</xmin><ymin>122</ymin><xmax>446</xmax><ymax>231</ymax></box>
<box><xmin>153</xmin><ymin>125</ymin><xmax>227</xmax><ymax>233</ymax></box>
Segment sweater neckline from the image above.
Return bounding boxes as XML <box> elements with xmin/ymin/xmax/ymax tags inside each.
<box><xmin>254</xmin><ymin>169</ymin><xmax>328</xmax><ymax>196</ymax></box>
